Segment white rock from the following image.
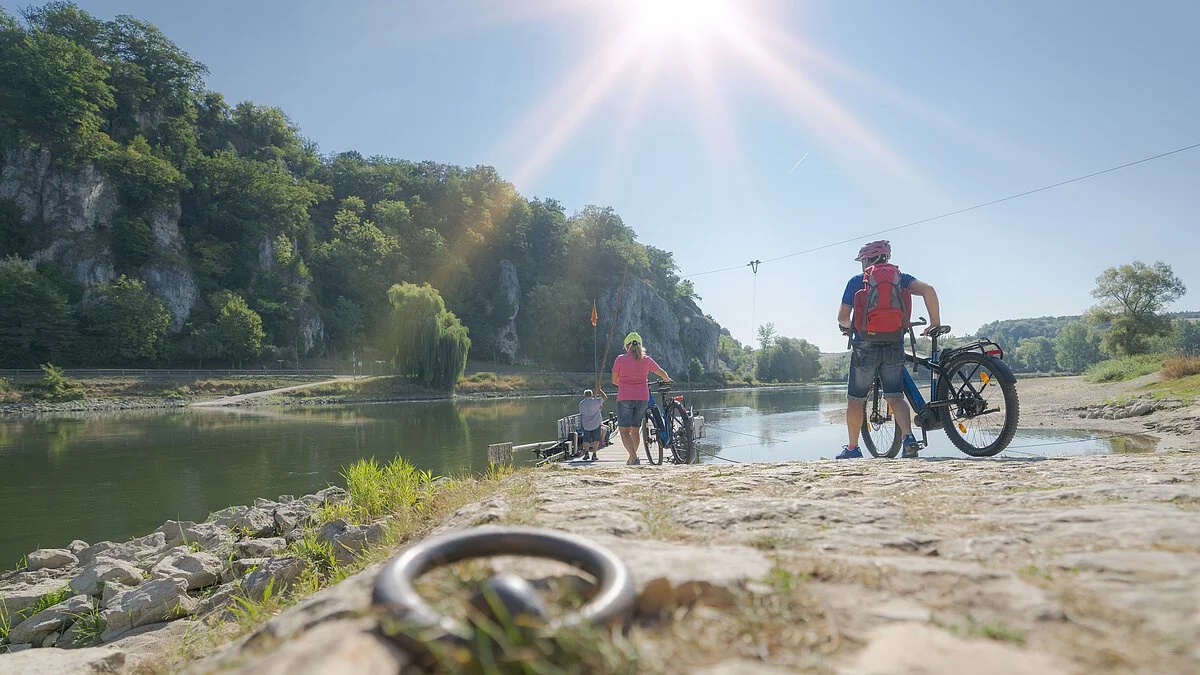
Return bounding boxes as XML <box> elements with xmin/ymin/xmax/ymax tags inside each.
<box><xmin>150</xmin><ymin>550</ymin><xmax>223</xmax><ymax>590</ymax></box>
<box><xmin>240</xmin><ymin>556</ymin><xmax>308</xmax><ymax>601</ymax></box>
<box><xmin>235</xmin><ymin>537</ymin><xmax>288</xmax><ymax>560</ymax></box>
<box><xmin>26</xmin><ymin>549</ymin><xmax>78</xmax><ymax>572</ymax></box>
<box><xmin>6</xmin><ymin>594</ymin><xmax>92</xmax><ymax>646</ymax></box>
<box><xmin>69</xmin><ymin>557</ymin><xmax>143</xmax><ymax>596</ymax></box>
<box><xmin>0</xmin><ymin>645</ymin><xmax>125</xmax><ymax>674</ymax></box>
<box><xmin>100</xmin><ymin>578</ymin><xmax>196</xmax><ymax>642</ymax></box>
<box><xmin>0</xmin><ymin>579</ymin><xmax>69</xmax><ymax>619</ymax></box>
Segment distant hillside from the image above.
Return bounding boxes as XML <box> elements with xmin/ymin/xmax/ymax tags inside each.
<box><xmin>972</xmin><ymin>311</ymin><xmax>1200</xmax><ymax>351</ymax></box>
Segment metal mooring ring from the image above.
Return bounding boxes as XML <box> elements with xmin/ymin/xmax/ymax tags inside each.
<box><xmin>373</xmin><ymin>526</ymin><xmax>636</xmax><ymax>644</ymax></box>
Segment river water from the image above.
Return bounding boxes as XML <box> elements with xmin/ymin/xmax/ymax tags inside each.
<box><xmin>0</xmin><ymin>385</ymin><xmax>1155</xmax><ymax>566</ymax></box>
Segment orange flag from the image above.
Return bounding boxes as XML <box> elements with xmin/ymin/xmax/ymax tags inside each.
<box><xmin>590</xmin><ymin>301</ymin><xmax>598</xmax><ymax>327</ymax></box>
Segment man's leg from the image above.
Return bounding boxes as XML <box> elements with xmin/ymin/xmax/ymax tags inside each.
<box><xmin>840</xmin><ymin>345</ymin><xmax>873</xmax><ymax>458</ymax></box>
<box><xmin>878</xmin><ymin>342</ymin><xmax>920</xmax><ymax>457</ymax></box>
<box><xmin>846</xmin><ymin>398</ymin><xmax>865</xmax><ymax>448</ymax></box>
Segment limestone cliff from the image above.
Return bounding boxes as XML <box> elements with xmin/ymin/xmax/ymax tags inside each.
<box><xmin>0</xmin><ymin>148</ymin><xmax>198</xmax><ymax>331</ymax></box>
<box><xmin>597</xmin><ymin>276</ymin><xmax>720</xmax><ymax>375</ymax></box>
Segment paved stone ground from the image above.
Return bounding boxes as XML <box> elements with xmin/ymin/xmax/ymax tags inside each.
<box><xmin>177</xmin><ymin>450</ymin><xmax>1199</xmax><ymax>674</ymax></box>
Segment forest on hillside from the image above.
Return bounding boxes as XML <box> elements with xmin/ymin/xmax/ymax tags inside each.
<box><xmin>0</xmin><ymin>2</ymin><xmax>713</xmax><ymax>373</ymax></box>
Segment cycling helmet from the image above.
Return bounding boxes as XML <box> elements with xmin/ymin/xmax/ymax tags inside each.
<box><xmin>623</xmin><ymin>331</ymin><xmax>643</xmax><ymax>347</ymax></box>
<box><xmin>855</xmin><ymin>240</ymin><xmax>891</xmax><ymax>262</ymax></box>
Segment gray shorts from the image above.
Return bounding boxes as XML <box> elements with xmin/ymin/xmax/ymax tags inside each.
<box><xmin>616</xmin><ymin>399</ymin><xmax>648</xmax><ymax>428</ymax></box>
<box><xmin>847</xmin><ymin>341</ymin><xmax>906</xmax><ymax>401</ymax></box>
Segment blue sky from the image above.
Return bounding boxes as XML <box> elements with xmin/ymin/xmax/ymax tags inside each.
<box><xmin>10</xmin><ymin>0</ymin><xmax>1198</xmax><ymax>352</ymax></box>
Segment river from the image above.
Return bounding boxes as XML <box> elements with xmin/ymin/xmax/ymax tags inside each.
<box><xmin>0</xmin><ymin>385</ymin><xmax>1154</xmax><ymax>566</ymax></box>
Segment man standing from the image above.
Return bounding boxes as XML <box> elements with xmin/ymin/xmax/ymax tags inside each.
<box><xmin>578</xmin><ymin>388</ymin><xmax>608</xmax><ymax>461</ymax></box>
<box><xmin>836</xmin><ymin>240</ymin><xmax>941</xmax><ymax>459</ymax></box>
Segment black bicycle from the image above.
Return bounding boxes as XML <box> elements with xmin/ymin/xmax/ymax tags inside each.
<box><xmin>860</xmin><ymin>319</ymin><xmax>1020</xmax><ymax>458</ymax></box>
<box><xmin>641</xmin><ymin>382</ymin><xmax>697</xmax><ymax>465</ymax></box>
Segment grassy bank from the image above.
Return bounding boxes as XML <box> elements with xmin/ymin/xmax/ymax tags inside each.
<box><xmin>137</xmin><ymin>456</ymin><xmax>520</xmax><ymax>673</ymax></box>
<box><xmin>0</xmin><ymin>371</ymin><xmax>331</xmax><ymax>404</ymax></box>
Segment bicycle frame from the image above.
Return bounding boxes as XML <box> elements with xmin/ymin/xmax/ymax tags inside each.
<box><xmin>888</xmin><ymin>327</ymin><xmax>1014</xmax><ymax>449</ymax></box>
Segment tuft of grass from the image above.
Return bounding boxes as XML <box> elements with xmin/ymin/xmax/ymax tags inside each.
<box><xmin>1083</xmin><ymin>355</ymin><xmax>1163</xmax><ymax>383</ymax></box>
<box><xmin>69</xmin><ymin>606</ymin><xmax>106</xmax><ymax>647</ymax></box>
<box><xmin>0</xmin><ymin>377</ymin><xmax>21</xmax><ymax>403</ymax></box>
<box><xmin>288</xmin><ymin>531</ymin><xmax>336</xmax><ymax>580</ymax></box>
<box><xmin>339</xmin><ymin>456</ymin><xmax>435</xmax><ymax>524</ymax></box>
<box><xmin>228</xmin><ymin>578</ymin><xmax>281</xmax><ymax>630</ymax></box>
<box><xmin>1161</xmin><ymin>356</ymin><xmax>1200</xmax><ymax>380</ymax></box>
<box><xmin>28</xmin><ymin>585</ymin><xmax>71</xmax><ymax>616</ymax></box>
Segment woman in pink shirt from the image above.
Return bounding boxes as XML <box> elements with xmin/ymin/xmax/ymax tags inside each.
<box><xmin>611</xmin><ymin>331</ymin><xmax>671</xmax><ymax>465</ymax></box>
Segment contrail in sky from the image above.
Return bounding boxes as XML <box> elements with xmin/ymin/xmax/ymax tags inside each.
<box><xmin>787</xmin><ymin>152</ymin><xmax>809</xmax><ymax>175</ymax></box>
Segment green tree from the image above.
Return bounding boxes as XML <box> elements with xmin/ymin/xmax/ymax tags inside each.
<box><xmin>1015</xmin><ymin>336</ymin><xmax>1057</xmax><ymax>373</ymax></box>
<box><xmin>0</xmin><ymin>257</ymin><xmax>75</xmax><ymax>366</ymax></box>
<box><xmin>718</xmin><ymin>332</ymin><xmax>754</xmax><ymax>374</ymax></box>
<box><xmin>383</xmin><ymin>282</ymin><xmax>470</xmax><ymax>391</ymax></box>
<box><xmin>76</xmin><ymin>275</ymin><xmax>170</xmax><ymax>364</ymax></box>
<box><xmin>1054</xmin><ymin>321</ymin><xmax>1103</xmax><ymax>372</ymax></box>
<box><xmin>520</xmin><ymin>281</ymin><xmax>590</xmax><ymax>368</ymax></box>
<box><xmin>688</xmin><ymin>357</ymin><xmax>704</xmax><ymax>382</ymax></box>
<box><xmin>212</xmin><ymin>291</ymin><xmax>264</xmax><ymax>367</ymax></box>
<box><xmin>1087</xmin><ymin>261</ymin><xmax>1186</xmax><ymax>356</ymax></box>
<box><xmin>756</xmin><ymin>323</ymin><xmax>777</xmax><ymax>350</ymax></box>
<box><xmin>756</xmin><ymin>336</ymin><xmax>820</xmax><ymax>382</ymax></box>
<box><xmin>110</xmin><ymin>213</ymin><xmax>155</xmax><ymax>271</ymax></box>
<box><xmin>0</xmin><ymin>13</ymin><xmax>114</xmax><ymax>157</ymax></box>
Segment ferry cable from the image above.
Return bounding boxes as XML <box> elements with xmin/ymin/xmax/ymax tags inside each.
<box><xmin>682</xmin><ymin>141</ymin><xmax>1200</xmax><ymax>280</ymax></box>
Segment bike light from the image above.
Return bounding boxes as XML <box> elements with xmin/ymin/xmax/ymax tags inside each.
<box><xmin>985</xmin><ymin>349</ymin><xmax>1002</xmax><ymax>356</ymax></box>
<box><xmin>673</xmin><ymin>396</ymin><xmax>684</xmax><ymax>402</ymax></box>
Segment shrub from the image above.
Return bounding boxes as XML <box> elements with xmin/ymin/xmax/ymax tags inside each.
<box><xmin>1161</xmin><ymin>355</ymin><xmax>1200</xmax><ymax>380</ymax></box>
<box><xmin>36</xmin><ymin>363</ymin><xmax>86</xmax><ymax>402</ymax></box>
<box><xmin>1083</xmin><ymin>355</ymin><xmax>1163</xmax><ymax>383</ymax></box>
<box><xmin>0</xmin><ymin>377</ymin><xmax>21</xmax><ymax>403</ymax></box>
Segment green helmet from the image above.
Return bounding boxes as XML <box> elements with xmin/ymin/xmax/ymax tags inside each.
<box><xmin>623</xmin><ymin>331</ymin><xmax>642</xmax><ymax>347</ymax></box>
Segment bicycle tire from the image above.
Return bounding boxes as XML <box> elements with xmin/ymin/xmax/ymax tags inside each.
<box><xmin>937</xmin><ymin>353</ymin><xmax>1020</xmax><ymax>457</ymax></box>
<box><xmin>642</xmin><ymin>413</ymin><xmax>663</xmax><ymax>465</ymax></box>
<box><xmin>666</xmin><ymin>403</ymin><xmax>695</xmax><ymax>464</ymax></box>
<box><xmin>860</xmin><ymin>378</ymin><xmax>901</xmax><ymax>458</ymax></box>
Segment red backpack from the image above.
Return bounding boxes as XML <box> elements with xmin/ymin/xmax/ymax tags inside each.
<box><xmin>852</xmin><ymin>263</ymin><xmax>912</xmax><ymax>342</ymax></box>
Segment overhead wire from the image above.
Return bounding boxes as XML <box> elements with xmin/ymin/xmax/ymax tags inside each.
<box><xmin>682</xmin><ymin>141</ymin><xmax>1200</xmax><ymax>279</ymax></box>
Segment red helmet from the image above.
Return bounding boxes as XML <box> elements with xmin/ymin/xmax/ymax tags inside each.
<box><xmin>855</xmin><ymin>240</ymin><xmax>891</xmax><ymax>262</ymax></box>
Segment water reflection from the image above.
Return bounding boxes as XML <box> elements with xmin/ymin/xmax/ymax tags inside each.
<box><xmin>0</xmin><ymin>386</ymin><xmax>1157</xmax><ymax>566</ymax></box>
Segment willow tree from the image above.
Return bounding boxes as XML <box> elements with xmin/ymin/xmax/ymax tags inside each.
<box><xmin>384</xmin><ymin>282</ymin><xmax>470</xmax><ymax>391</ymax></box>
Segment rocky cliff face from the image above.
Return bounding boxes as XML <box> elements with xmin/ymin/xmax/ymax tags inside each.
<box><xmin>598</xmin><ymin>276</ymin><xmax>720</xmax><ymax>375</ymax></box>
<box><xmin>0</xmin><ymin>149</ymin><xmax>199</xmax><ymax>331</ymax></box>
<box><xmin>492</xmin><ymin>259</ymin><xmax>522</xmax><ymax>363</ymax></box>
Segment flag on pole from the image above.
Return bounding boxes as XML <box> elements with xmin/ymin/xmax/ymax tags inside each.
<box><xmin>590</xmin><ymin>300</ymin><xmax>598</xmax><ymax>327</ymax></box>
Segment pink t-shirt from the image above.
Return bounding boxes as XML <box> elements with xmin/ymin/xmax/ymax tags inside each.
<box><xmin>613</xmin><ymin>353</ymin><xmax>660</xmax><ymax>401</ymax></box>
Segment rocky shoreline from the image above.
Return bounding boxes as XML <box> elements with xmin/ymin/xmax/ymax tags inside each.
<box><xmin>0</xmin><ymin>486</ymin><xmax>393</xmax><ymax>670</ymax></box>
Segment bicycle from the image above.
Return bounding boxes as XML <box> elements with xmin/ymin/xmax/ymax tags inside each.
<box><xmin>641</xmin><ymin>381</ymin><xmax>697</xmax><ymax>465</ymax></box>
<box><xmin>858</xmin><ymin>318</ymin><xmax>1020</xmax><ymax>458</ymax></box>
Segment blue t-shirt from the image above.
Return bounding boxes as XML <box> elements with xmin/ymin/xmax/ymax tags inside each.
<box><xmin>841</xmin><ymin>272</ymin><xmax>916</xmax><ymax>343</ymax></box>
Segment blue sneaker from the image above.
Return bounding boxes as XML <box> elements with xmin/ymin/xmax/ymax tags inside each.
<box><xmin>902</xmin><ymin>435</ymin><xmax>921</xmax><ymax>458</ymax></box>
<box><xmin>836</xmin><ymin>445</ymin><xmax>863</xmax><ymax>459</ymax></box>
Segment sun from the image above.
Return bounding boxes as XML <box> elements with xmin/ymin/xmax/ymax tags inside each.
<box><xmin>618</xmin><ymin>0</ymin><xmax>741</xmax><ymax>42</ymax></box>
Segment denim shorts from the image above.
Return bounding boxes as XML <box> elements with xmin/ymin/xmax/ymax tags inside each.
<box><xmin>616</xmin><ymin>399</ymin><xmax>648</xmax><ymax>428</ymax></box>
<box><xmin>580</xmin><ymin>427</ymin><xmax>602</xmax><ymax>443</ymax></box>
<box><xmin>847</xmin><ymin>341</ymin><xmax>905</xmax><ymax>401</ymax></box>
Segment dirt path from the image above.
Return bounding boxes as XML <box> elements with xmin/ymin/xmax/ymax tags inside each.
<box><xmin>187</xmin><ymin>376</ymin><xmax>357</xmax><ymax>407</ymax></box>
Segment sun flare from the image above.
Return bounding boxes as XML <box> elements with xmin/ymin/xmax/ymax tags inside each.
<box><xmin>618</xmin><ymin>0</ymin><xmax>741</xmax><ymax>42</ymax></box>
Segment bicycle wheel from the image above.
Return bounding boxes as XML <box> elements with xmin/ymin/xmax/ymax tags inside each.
<box><xmin>937</xmin><ymin>353</ymin><xmax>1020</xmax><ymax>457</ymax></box>
<box><xmin>860</xmin><ymin>378</ymin><xmax>901</xmax><ymax>458</ymax></box>
<box><xmin>666</xmin><ymin>403</ymin><xmax>695</xmax><ymax>464</ymax></box>
<box><xmin>642</xmin><ymin>413</ymin><xmax>663</xmax><ymax>465</ymax></box>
